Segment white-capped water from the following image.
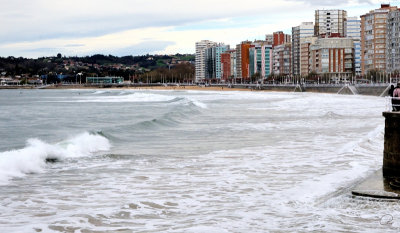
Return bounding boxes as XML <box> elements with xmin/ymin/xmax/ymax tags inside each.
<box><xmin>0</xmin><ymin>132</ymin><xmax>110</xmax><ymax>185</ymax></box>
<box><xmin>0</xmin><ymin>89</ymin><xmax>398</xmax><ymax>232</ymax></box>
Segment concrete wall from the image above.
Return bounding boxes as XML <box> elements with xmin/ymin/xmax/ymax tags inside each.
<box><xmin>226</xmin><ymin>84</ymin><xmax>389</xmax><ymax>96</ymax></box>
<box><xmin>383</xmin><ymin>112</ymin><xmax>400</xmax><ymax>177</ymax></box>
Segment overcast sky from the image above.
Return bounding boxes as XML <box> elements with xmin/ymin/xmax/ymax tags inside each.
<box><xmin>0</xmin><ymin>0</ymin><xmax>384</xmax><ymax>58</ymax></box>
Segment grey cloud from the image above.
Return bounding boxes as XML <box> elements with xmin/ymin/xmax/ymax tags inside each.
<box><xmin>0</xmin><ymin>12</ymin><xmax>210</xmax><ymax>44</ymax></box>
<box><xmin>0</xmin><ymin>0</ymin><xmax>324</xmax><ymax>44</ymax></box>
<box><xmin>0</xmin><ymin>0</ymin><xmax>380</xmax><ymax>57</ymax></box>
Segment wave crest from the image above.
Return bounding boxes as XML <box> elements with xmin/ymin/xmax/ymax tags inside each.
<box><xmin>0</xmin><ymin>132</ymin><xmax>111</xmax><ymax>185</ymax></box>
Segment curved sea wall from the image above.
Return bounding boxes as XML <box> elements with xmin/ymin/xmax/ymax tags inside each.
<box><xmin>227</xmin><ymin>84</ymin><xmax>389</xmax><ymax>96</ymax></box>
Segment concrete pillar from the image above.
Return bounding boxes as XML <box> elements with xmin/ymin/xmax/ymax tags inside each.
<box><xmin>383</xmin><ymin>112</ymin><xmax>400</xmax><ymax>177</ymax></box>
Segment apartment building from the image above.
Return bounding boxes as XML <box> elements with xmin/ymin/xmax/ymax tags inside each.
<box><xmin>236</xmin><ymin>41</ymin><xmax>252</xmax><ymax>80</ymax></box>
<box><xmin>204</xmin><ymin>43</ymin><xmax>229</xmax><ymax>79</ymax></box>
<box><xmin>249</xmin><ymin>41</ymin><xmax>273</xmax><ymax>79</ymax></box>
<box><xmin>229</xmin><ymin>50</ymin><xmax>237</xmax><ymax>79</ymax></box>
<box><xmin>309</xmin><ymin>38</ymin><xmax>354</xmax><ymax>77</ymax></box>
<box><xmin>273</xmin><ymin>43</ymin><xmax>292</xmax><ymax>75</ymax></box>
<box><xmin>346</xmin><ymin>16</ymin><xmax>361</xmax><ymax>75</ymax></box>
<box><xmin>273</xmin><ymin>31</ymin><xmax>291</xmax><ymax>47</ymax></box>
<box><xmin>292</xmin><ymin>22</ymin><xmax>314</xmax><ymax>75</ymax></box>
<box><xmin>387</xmin><ymin>9</ymin><xmax>400</xmax><ymax>72</ymax></box>
<box><xmin>361</xmin><ymin>4</ymin><xmax>398</xmax><ymax>74</ymax></box>
<box><xmin>315</xmin><ymin>9</ymin><xmax>347</xmax><ymax>38</ymax></box>
<box><xmin>195</xmin><ymin>40</ymin><xmax>217</xmax><ymax>81</ymax></box>
<box><xmin>300</xmin><ymin>36</ymin><xmax>318</xmax><ymax>76</ymax></box>
<box><xmin>221</xmin><ymin>50</ymin><xmax>236</xmax><ymax>80</ymax></box>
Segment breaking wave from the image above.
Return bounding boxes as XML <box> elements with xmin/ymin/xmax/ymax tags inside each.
<box><xmin>131</xmin><ymin>105</ymin><xmax>194</xmax><ymax>130</ymax></box>
<box><xmin>0</xmin><ymin>132</ymin><xmax>111</xmax><ymax>185</ymax></box>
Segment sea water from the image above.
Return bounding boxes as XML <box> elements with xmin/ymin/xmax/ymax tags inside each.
<box><xmin>0</xmin><ymin>89</ymin><xmax>398</xmax><ymax>232</ymax></box>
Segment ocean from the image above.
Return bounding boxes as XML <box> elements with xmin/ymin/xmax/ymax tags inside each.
<box><xmin>0</xmin><ymin>88</ymin><xmax>398</xmax><ymax>232</ymax></box>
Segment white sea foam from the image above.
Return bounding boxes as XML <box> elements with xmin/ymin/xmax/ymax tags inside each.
<box><xmin>0</xmin><ymin>132</ymin><xmax>110</xmax><ymax>185</ymax></box>
<box><xmin>219</xmin><ymin>122</ymin><xmax>277</xmax><ymax>131</ymax></box>
<box><xmin>0</xmin><ymin>90</ymin><xmax>391</xmax><ymax>232</ymax></box>
<box><xmin>282</xmin><ymin>125</ymin><xmax>384</xmax><ymax>203</ymax></box>
<box><xmin>92</xmin><ymin>90</ymin><xmax>107</xmax><ymax>95</ymax></box>
<box><xmin>187</xmin><ymin>98</ymin><xmax>208</xmax><ymax>109</ymax></box>
<box><xmin>42</xmin><ymin>92</ymin><xmax>176</xmax><ymax>103</ymax></box>
<box><xmin>77</xmin><ymin>92</ymin><xmax>176</xmax><ymax>103</ymax></box>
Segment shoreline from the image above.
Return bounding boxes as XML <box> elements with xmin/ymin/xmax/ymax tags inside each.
<box><xmin>0</xmin><ymin>83</ymin><xmax>391</xmax><ymax>96</ymax></box>
<box><xmin>0</xmin><ymin>84</ymin><xmax>277</xmax><ymax>92</ymax></box>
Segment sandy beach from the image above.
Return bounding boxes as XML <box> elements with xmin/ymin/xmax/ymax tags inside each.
<box><xmin>0</xmin><ymin>84</ymin><xmax>260</xmax><ymax>92</ymax></box>
<box><xmin>121</xmin><ymin>85</ymin><xmax>256</xmax><ymax>92</ymax></box>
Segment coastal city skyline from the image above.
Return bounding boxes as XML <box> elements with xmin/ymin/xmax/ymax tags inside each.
<box><xmin>0</xmin><ymin>0</ymin><xmax>383</xmax><ymax>58</ymax></box>
<box><xmin>195</xmin><ymin>3</ymin><xmax>400</xmax><ymax>82</ymax></box>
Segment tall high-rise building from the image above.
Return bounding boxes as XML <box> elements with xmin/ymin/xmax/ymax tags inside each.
<box><xmin>204</xmin><ymin>43</ymin><xmax>229</xmax><ymax>79</ymax></box>
<box><xmin>361</xmin><ymin>4</ymin><xmax>398</xmax><ymax>74</ymax></box>
<box><xmin>249</xmin><ymin>45</ymin><xmax>256</xmax><ymax>78</ymax></box>
<box><xmin>315</xmin><ymin>9</ymin><xmax>347</xmax><ymax>38</ymax></box>
<box><xmin>229</xmin><ymin>50</ymin><xmax>237</xmax><ymax>79</ymax></box>
<box><xmin>249</xmin><ymin>41</ymin><xmax>273</xmax><ymax>79</ymax></box>
<box><xmin>292</xmin><ymin>22</ymin><xmax>314</xmax><ymax>75</ymax></box>
<box><xmin>205</xmin><ymin>48</ymin><xmax>215</xmax><ymax>79</ymax></box>
<box><xmin>300</xmin><ymin>36</ymin><xmax>318</xmax><ymax>76</ymax></box>
<box><xmin>273</xmin><ymin>43</ymin><xmax>292</xmax><ymax>75</ymax></box>
<box><xmin>346</xmin><ymin>16</ymin><xmax>361</xmax><ymax>75</ymax></box>
<box><xmin>195</xmin><ymin>40</ymin><xmax>217</xmax><ymax>81</ymax></box>
<box><xmin>221</xmin><ymin>50</ymin><xmax>236</xmax><ymax>80</ymax></box>
<box><xmin>346</xmin><ymin>16</ymin><xmax>361</xmax><ymax>39</ymax></box>
<box><xmin>236</xmin><ymin>41</ymin><xmax>252</xmax><ymax>80</ymax></box>
<box><xmin>387</xmin><ymin>9</ymin><xmax>400</xmax><ymax>73</ymax></box>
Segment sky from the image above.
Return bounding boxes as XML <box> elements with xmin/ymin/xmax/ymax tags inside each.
<box><xmin>0</xmin><ymin>0</ymin><xmax>387</xmax><ymax>58</ymax></box>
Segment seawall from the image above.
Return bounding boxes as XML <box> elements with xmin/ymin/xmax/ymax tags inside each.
<box><xmin>226</xmin><ymin>84</ymin><xmax>389</xmax><ymax>96</ymax></box>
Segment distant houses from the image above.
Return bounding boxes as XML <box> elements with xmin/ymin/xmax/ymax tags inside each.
<box><xmin>0</xmin><ymin>54</ymin><xmax>195</xmax><ymax>86</ymax></box>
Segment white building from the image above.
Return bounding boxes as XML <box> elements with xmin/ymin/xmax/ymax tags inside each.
<box><xmin>346</xmin><ymin>16</ymin><xmax>361</xmax><ymax>75</ymax></box>
<box><xmin>229</xmin><ymin>50</ymin><xmax>237</xmax><ymax>79</ymax></box>
<box><xmin>292</xmin><ymin>22</ymin><xmax>314</xmax><ymax>75</ymax></box>
<box><xmin>273</xmin><ymin>43</ymin><xmax>291</xmax><ymax>75</ymax></box>
<box><xmin>249</xmin><ymin>41</ymin><xmax>273</xmax><ymax>79</ymax></box>
<box><xmin>387</xmin><ymin>9</ymin><xmax>400</xmax><ymax>73</ymax></box>
<box><xmin>195</xmin><ymin>40</ymin><xmax>217</xmax><ymax>82</ymax></box>
<box><xmin>315</xmin><ymin>9</ymin><xmax>347</xmax><ymax>37</ymax></box>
